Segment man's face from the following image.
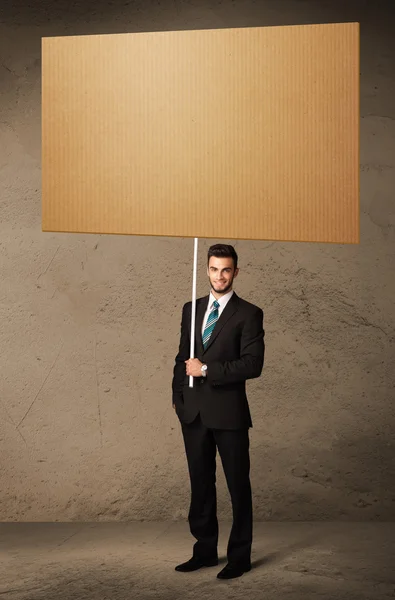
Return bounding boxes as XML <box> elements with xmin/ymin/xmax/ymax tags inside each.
<box><xmin>207</xmin><ymin>256</ymin><xmax>239</xmax><ymax>297</ymax></box>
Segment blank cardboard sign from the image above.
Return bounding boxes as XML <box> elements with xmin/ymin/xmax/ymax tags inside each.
<box><xmin>41</xmin><ymin>22</ymin><xmax>359</xmax><ymax>244</ymax></box>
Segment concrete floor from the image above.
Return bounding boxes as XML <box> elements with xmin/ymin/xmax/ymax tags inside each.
<box><xmin>0</xmin><ymin>522</ymin><xmax>394</xmax><ymax>599</ymax></box>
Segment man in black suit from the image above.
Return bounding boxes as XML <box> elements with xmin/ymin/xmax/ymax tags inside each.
<box><xmin>172</xmin><ymin>243</ymin><xmax>265</xmax><ymax>579</ymax></box>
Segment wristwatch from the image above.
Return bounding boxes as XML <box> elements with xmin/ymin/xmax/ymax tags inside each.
<box><xmin>201</xmin><ymin>364</ymin><xmax>208</xmax><ymax>377</ymax></box>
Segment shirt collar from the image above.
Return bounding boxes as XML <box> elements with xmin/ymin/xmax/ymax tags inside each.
<box><xmin>209</xmin><ymin>288</ymin><xmax>234</xmax><ymax>308</ymax></box>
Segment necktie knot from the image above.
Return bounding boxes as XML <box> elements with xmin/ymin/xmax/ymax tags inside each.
<box><xmin>213</xmin><ymin>300</ymin><xmax>220</xmax><ymax>309</ymax></box>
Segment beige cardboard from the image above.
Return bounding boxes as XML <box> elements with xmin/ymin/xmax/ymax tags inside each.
<box><xmin>41</xmin><ymin>23</ymin><xmax>359</xmax><ymax>243</ymax></box>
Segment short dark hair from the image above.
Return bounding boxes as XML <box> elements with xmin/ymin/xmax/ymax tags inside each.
<box><xmin>207</xmin><ymin>244</ymin><xmax>238</xmax><ymax>271</ymax></box>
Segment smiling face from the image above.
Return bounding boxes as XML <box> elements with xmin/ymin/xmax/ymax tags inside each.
<box><xmin>207</xmin><ymin>256</ymin><xmax>239</xmax><ymax>298</ymax></box>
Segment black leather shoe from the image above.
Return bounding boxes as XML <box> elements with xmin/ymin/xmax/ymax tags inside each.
<box><xmin>216</xmin><ymin>563</ymin><xmax>251</xmax><ymax>579</ymax></box>
<box><xmin>175</xmin><ymin>556</ymin><xmax>218</xmax><ymax>572</ymax></box>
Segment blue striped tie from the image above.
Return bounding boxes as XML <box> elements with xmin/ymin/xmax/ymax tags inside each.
<box><xmin>202</xmin><ymin>300</ymin><xmax>220</xmax><ymax>349</ymax></box>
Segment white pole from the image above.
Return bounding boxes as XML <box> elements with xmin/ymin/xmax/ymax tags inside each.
<box><xmin>189</xmin><ymin>237</ymin><xmax>198</xmax><ymax>388</ymax></box>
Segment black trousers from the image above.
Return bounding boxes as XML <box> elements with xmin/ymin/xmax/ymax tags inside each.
<box><xmin>181</xmin><ymin>412</ymin><xmax>252</xmax><ymax>566</ymax></box>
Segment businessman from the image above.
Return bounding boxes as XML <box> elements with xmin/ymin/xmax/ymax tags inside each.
<box><xmin>172</xmin><ymin>243</ymin><xmax>265</xmax><ymax>579</ymax></box>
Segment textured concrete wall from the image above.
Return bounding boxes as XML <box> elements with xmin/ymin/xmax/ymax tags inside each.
<box><xmin>1</xmin><ymin>0</ymin><xmax>394</xmax><ymax>521</ymax></box>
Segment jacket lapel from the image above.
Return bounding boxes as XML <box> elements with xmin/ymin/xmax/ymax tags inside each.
<box><xmin>194</xmin><ymin>297</ymin><xmax>207</xmax><ymax>356</ymax></box>
<box><xmin>194</xmin><ymin>292</ymin><xmax>239</xmax><ymax>355</ymax></box>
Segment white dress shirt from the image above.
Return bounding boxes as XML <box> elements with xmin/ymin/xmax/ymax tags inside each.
<box><xmin>201</xmin><ymin>289</ymin><xmax>234</xmax><ymax>336</ymax></box>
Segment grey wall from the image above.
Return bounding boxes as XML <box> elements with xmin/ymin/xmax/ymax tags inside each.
<box><xmin>0</xmin><ymin>0</ymin><xmax>394</xmax><ymax>521</ymax></box>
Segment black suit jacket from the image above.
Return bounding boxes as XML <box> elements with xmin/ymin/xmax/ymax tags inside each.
<box><xmin>172</xmin><ymin>291</ymin><xmax>265</xmax><ymax>429</ymax></box>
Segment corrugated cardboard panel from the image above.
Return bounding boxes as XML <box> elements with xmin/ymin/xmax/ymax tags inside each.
<box><xmin>42</xmin><ymin>23</ymin><xmax>359</xmax><ymax>243</ymax></box>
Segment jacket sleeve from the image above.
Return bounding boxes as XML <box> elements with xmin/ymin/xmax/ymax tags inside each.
<box><xmin>205</xmin><ymin>308</ymin><xmax>264</xmax><ymax>386</ymax></box>
<box><xmin>172</xmin><ymin>302</ymin><xmax>190</xmax><ymax>405</ymax></box>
